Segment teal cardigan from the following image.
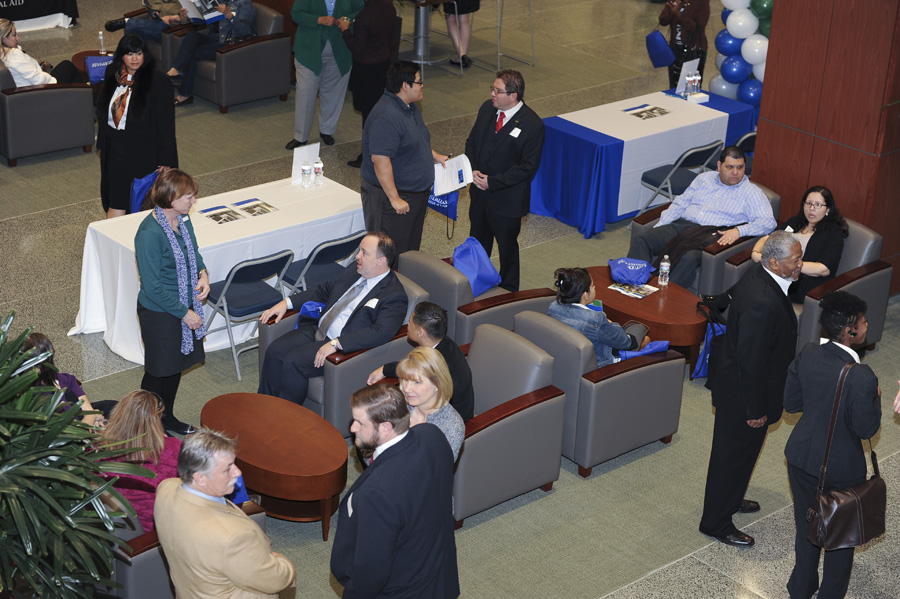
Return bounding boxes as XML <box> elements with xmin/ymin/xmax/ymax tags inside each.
<box><xmin>292</xmin><ymin>0</ymin><xmax>364</xmax><ymax>76</ymax></box>
<box><xmin>135</xmin><ymin>212</ymin><xmax>207</xmax><ymax>319</ymax></box>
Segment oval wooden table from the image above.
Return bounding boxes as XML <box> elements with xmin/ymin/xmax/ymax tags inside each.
<box><xmin>201</xmin><ymin>393</ymin><xmax>348</xmax><ymax>541</ymax></box>
<box><xmin>587</xmin><ymin>266</ymin><xmax>707</xmax><ymax>377</ymax></box>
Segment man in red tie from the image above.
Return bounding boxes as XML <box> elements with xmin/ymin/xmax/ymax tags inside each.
<box><xmin>465</xmin><ymin>70</ymin><xmax>545</xmax><ymax>291</ymax></box>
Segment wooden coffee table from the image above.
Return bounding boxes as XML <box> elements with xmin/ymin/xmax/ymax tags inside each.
<box><xmin>201</xmin><ymin>393</ymin><xmax>348</xmax><ymax>541</ymax></box>
<box><xmin>587</xmin><ymin>266</ymin><xmax>706</xmax><ymax>378</ymax></box>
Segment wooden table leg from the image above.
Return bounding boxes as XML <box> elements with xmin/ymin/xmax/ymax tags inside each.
<box><xmin>320</xmin><ymin>497</ymin><xmax>331</xmax><ymax>541</ymax></box>
<box><xmin>688</xmin><ymin>344</ymin><xmax>700</xmax><ymax>380</ymax></box>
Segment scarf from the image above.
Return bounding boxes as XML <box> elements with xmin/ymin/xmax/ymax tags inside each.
<box><xmin>111</xmin><ymin>65</ymin><xmax>134</xmax><ymax>128</ymax></box>
<box><xmin>154</xmin><ymin>206</ymin><xmax>207</xmax><ymax>354</ymax></box>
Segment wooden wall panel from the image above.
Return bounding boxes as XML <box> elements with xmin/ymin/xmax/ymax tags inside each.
<box><xmin>870</xmin><ymin>151</ymin><xmax>900</xmax><ymax>258</ymax></box>
<box><xmin>757</xmin><ymin>0</ymin><xmax>832</xmax><ymax>133</ymax></box>
<box><xmin>815</xmin><ymin>0</ymin><xmax>897</xmax><ymax>152</ymax></box>
<box><xmin>807</xmin><ymin>140</ymin><xmax>876</xmax><ymax>224</ymax></box>
<box><xmin>878</xmin><ymin>12</ymin><xmax>900</xmax><ymax>154</ymax></box>
<box><xmin>753</xmin><ymin>120</ymin><xmax>815</xmax><ymax>219</ymax></box>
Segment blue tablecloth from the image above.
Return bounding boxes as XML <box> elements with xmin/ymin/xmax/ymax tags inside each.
<box><xmin>530</xmin><ymin>91</ymin><xmax>754</xmax><ymax>239</ymax></box>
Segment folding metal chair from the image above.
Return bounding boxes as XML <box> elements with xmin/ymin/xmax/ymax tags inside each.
<box><xmin>636</xmin><ymin>140</ymin><xmax>724</xmax><ymax>219</ymax></box>
<box><xmin>280</xmin><ymin>230</ymin><xmax>366</xmax><ymax>296</ymax></box>
<box><xmin>206</xmin><ymin>249</ymin><xmax>294</xmax><ymax>380</ymax></box>
<box><xmin>735</xmin><ymin>131</ymin><xmax>756</xmax><ymax>175</ymax></box>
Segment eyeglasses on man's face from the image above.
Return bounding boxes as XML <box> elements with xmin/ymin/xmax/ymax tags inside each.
<box><xmin>410</xmin><ymin>79</ymin><xmax>424</xmax><ymax>87</ymax></box>
<box><xmin>804</xmin><ymin>201</ymin><xmax>827</xmax><ymax>210</ymax></box>
<box><xmin>490</xmin><ymin>86</ymin><xmax>512</xmax><ymax>95</ymax></box>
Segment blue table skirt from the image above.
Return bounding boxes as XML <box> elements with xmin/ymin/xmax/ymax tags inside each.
<box><xmin>530</xmin><ymin>91</ymin><xmax>754</xmax><ymax>239</ymax></box>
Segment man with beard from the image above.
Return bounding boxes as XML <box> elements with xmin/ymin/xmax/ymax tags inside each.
<box><xmin>330</xmin><ymin>384</ymin><xmax>460</xmax><ymax>598</ymax></box>
<box><xmin>699</xmin><ymin>230</ymin><xmax>801</xmax><ymax>547</ymax></box>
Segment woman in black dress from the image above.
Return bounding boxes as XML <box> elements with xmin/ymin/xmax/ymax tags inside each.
<box><xmin>97</xmin><ymin>34</ymin><xmax>177</xmax><ymax>219</ymax></box>
<box><xmin>444</xmin><ymin>0</ymin><xmax>479</xmax><ymax>68</ymax></box>
<box><xmin>134</xmin><ymin>169</ymin><xmax>209</xmax><ymax>435</ymax></box>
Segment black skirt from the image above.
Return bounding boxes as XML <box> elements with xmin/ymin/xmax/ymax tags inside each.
<box><xmin>444</xmin><ymin>0</ymin><xmax>480</xmax><ymax>15</ymax></box>
<box><xmin>138</xmin><ymin>301</ymin><xmax>205</xmax><ymax>377</ymax></box>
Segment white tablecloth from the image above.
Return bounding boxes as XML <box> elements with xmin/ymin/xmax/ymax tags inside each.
<box><xmin>69</xmin><ymin>177</ymin><xmax>365</xmax><ymax>365</ymax></box>
<box><xmin>560</xmin><ymin>91</ymin><xmax>729</xmax><ymax>217</ymax></box>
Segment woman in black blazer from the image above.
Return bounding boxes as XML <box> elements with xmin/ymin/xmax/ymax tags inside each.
<box><xmin>751</xmin><ymin>185</ymin><xmax>849</xmax><ymax>303</ymax></box>
<box><xmin>783</xmin><ymin>291</ymin><xmax>881</xmax><ymax>599</ymax></box>
<box><xmin>97</xmin><ymin>34</ymin><xmax>177</xmax><ymax>219</ymax></box>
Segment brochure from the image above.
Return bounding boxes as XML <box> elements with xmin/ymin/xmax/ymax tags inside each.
<box><xmin>200</xmin><ymin>205</ymin><xmax>245</xmax><ymax>224</ymax></box>
<box><xmin>608</xmin><ymin>282</ymin><xmax>659</xmax><ymax>299</ymax></box>
<box><xmin>433</xmin><ymin>154</ymin><xmax>473</xmax><ymax>196</ymax></box>
<box><xmin>179</xmin><ymin>0</ymin><xmax>225</xmax><ymax>23</ymax></box>
<box><xmin>234</xmin><ymin>198</ymin><xmax>278</xmax><ymax>216</ymax></box>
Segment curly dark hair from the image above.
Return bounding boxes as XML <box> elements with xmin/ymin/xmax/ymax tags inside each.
<box><xmin>819</xmin><ymin>291</ymin><xmax>867</xmax><ymax>341</ymax></box>
<box><xmin>784</xmin><ymin>186</ymin><xmax>849</xmax><ymax>238</ymax></box>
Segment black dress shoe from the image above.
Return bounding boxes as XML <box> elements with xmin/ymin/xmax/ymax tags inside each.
<box><xmin>738</xmin><ymin>499</ymin><xmax>761</xmax><ymax>513</ymax></box>
<box><xmin>163</xmin><ymin>418</ymin><xmax>196</xmax><ymax>436</ymax></box>
<box><xmin>462</xmin><ymin>54</ymin><xmax>472</xmax><ymax>68</ymax></box>
<box><xmin>285</xmin><ymin>139</ymin><xmax>307</xmax><ymax>150</ymax></box>
<box><xmin>174</xmin><ymin>96</ymin><xmax>193</xmax><ymax>106</ymax></box>
<box><xmin>105</xmin><ymin>18</ymin><xmax>127</xmax><ymax>33</ymax></box>
<box><xmin>347</xmin><ymin>154</ymin><xmax>362</xmax><ymax>168</ymax></box>
<box><xmin>711</xmin><ymin>530</ymin><xmax>755</xmax><ymax>547</ymax></box>
<box><xmin>320</xmin><ymin>133</ymin><xmax>335</xmax><ymax>146</ymax></box>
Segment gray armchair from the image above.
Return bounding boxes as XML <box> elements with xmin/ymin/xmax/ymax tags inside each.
<box><xmin>513</xmin><ymin>311</ymin><xmax>685</xmax><ymax>478</ymax></box>
<box><xmin>629</xmin><ymin>182</ymin><xmax>781</xmax><ymax>296</ymax></box>
<box><xmin>165</xmin><ymin>3</ymin><xmax>291</xmax><ymax>113</ymax></box>
<box><xmin>453</xmin><ymin>324</ymin><xmax>565</xmax><ymax>528</ymax></box>
<box><xmin>0</xmin><ymin>63</ymin><xmax>93</xmax><ymax>167</ymax></box>
<box><xmin>723</xmin><ymin>218</ymin><xmax>891</xmax><ymax>351</ymax></box>
<box><xmin>122</xmin><ymin>8</ymin><xmax>203</xmax><ymax>73</ymax></box>
<box><xmin>257</xmin><ymin>273</ymin><xmax>428</xmax><ymax>437</ymax></box>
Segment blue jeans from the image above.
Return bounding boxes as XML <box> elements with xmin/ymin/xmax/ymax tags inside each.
<box><xmin>124</xmin><ymin>15</ymin><xmax>169</xmax><ymax>42</ymax></box>
<box><xmin>171</xmin><ymin>31</ymin><xmax>220</xmax><ymax>97</ymax></box>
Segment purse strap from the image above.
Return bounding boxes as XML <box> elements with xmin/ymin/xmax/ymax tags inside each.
<box><xmin>816</xmin><ymin>362</ymin><xmax>855</xmax><ymax>494</ymax></box>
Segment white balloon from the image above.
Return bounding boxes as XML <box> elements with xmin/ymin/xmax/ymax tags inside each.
<box><xmin>716</xmin><ymin>52</ymin><xmax>727</xmax><ymax>71</ymax></box>
<box><xmin>741</xmin><ymin>34</ymin><xmax>769</xmax><ymax>65</ymax></box>
<box><xmin>753</xmin><ymin>61</ymin><xmax>766</xmax><ymax>82</ymax></box>
<box><xmin>721</xmin><ymin>0</ymin><xmax>750</xmax><ymax>10</ymax></box>
<box><xmin>726</xmin><ymin>8</ymin><xmax>759</xmax><ymax>39</ymax></box>
<box><xmin>709</xmin><ymin>74</ymin><xmax>740</xmax><ymax>100</ymax></box>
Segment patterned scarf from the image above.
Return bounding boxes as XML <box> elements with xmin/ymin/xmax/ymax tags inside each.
<box><xmin>154</xmin><ymin>206</ymin><xmax>207</xmax><ymax>354</ymax></box>
<box><xmin>111</xmin><ymin>65</ymin><xmax>134</xmax><ymax>128</ymax></box>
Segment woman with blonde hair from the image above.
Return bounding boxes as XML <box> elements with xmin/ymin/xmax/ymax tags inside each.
<box><xmin>397</xmin><ymin>346</ymin><xmax>464</xmax><ymax>461</ymax></box>
<box><xmin>102</xmin><ymin>390</ymin><xmax>181</xmax><ymax>532</ymax></box>
<box><xmin>0</xmin><ymin>19</ymin><xmax>82</xmax><ymax>86</ymax></box>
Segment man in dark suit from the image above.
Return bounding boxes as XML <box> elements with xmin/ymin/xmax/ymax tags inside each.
<box><xmin>699</xmin><ymin>230</ymin><xmax>802</xmax><ymax>547</ymax></box>
<box><xmin>257</xmin><ymin>231</ymin><xmax>408</xmax><ymax>404</ymax></box>
<box><xmin>466</xmin><ymin>69</ymin><xmax>545</xmax><ymax>291</ymax></box>
<box><xmin>331</xmin><ymin>384</ymin><xmax>460</xmax><ymax>598</ymax></box>
<box><xmin>367</xmin><ymin>301</ymin><xmax>475</xmax><ymax>421</ymax></box>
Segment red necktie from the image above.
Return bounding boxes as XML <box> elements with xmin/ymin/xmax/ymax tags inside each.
<box><xmin>495</xmin><ymin>111</ymin><xmax>505</xmax><ymax>133</ymax></box>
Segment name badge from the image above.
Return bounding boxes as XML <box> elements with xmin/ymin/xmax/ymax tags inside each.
<box><xmin>510</xmin><ymin>127</ymin><xmax>522</xmax><ymax>138</ymax></box>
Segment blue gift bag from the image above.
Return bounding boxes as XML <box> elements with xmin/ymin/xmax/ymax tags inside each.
<box><xmin>130</xmin><ymin>169</ymin><xmax>160</xmax><ymax>214</ymax></box>
<box><xmin>646</xmin><ymin>29</ymin><xmax>675</xmax><ymax>68</ymax></box>
<box><xmin>619</xmin><ymin>340</ymin><xmax>670</xmax><ymax>361</ymax></box>
<box><xmin>295</xmin><ymin>301</ymin><xmax>326</xmax><ymax>328</ymax></box>
<box><xmin>453</xmin><ymin>237</ymin><xmax>501</xmax><ymax>297</ymax></box>
<box><xmin>692</xmin><ymin>321</ymin><xmax>726</xmax><ymax>378</ymax></box>
<box><xmin>427</xmin><ymin>189</ymin><xmax>459</xmax><ymax>221</ymax></box>
<box><xmin>608</xmin><ymin>257</ymin><xmax>655</xmax><ymax>286</ymax></box>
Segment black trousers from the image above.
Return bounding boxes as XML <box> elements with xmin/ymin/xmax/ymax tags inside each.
<box><xmin>361</xmin><ymin>178</ymin><xmax>429</xmax><ymax>268</ymax></box>
<box><xmin>699</xmin><ymin>407</ymin><xmax>768</xmax><ymax>537</ymax></box>
<box><xmin>627</xmin><ymin>218</ymin><xmax>701</xmax><ymax>288</ymax></box>
<box><xmin>50</xmin><ymin>60</ymin><xmax>84</xmax><ymax>84</ymax></box>
<box><xmin>786</xmin><ymin>463</ymin><xmax>856</xmax><ymax>599</ymax></box>
<box><xmin>668</xmin><ymin>46</ymin><xmax>707</xmax><ymax>89</ymax></box>
<box><xmin>257</xmin><ymin>325</ymin><xmax>325</xmax><ymax>404</ymax></box>
<box><xmin>468</xmin><ymin>197</ymin><xmax>522</xmax><ymax>292</ymax></box>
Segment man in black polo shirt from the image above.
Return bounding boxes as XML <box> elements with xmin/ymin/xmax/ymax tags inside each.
<box><xmin>361</xmin><ymin>61</ymin><xmax>449</xmax><ymax>265</ymax></box>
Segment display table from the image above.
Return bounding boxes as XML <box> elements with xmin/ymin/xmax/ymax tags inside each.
<box><xmin>68</xmin><ymin>177</ymin><xmax>365</xmax><ymax>365</ymax></box>
<box><xmin>201</xmin><ymin>393</ymin><xmax>348</xmax><ymax>541</ymax></box>
<box><xmin>0</xmin><ymin>0</ymin><xmax>78</xmax><ymax>31</ymax></box>
<box><xmin>586</xmin><ymin>265</ymin><xmax>706</xmax><ymax>377</ymax></box>
<box><xmin>531</xmin><ymin>91</ymin><xmax>754</xmax><ymax>238</ymax></box>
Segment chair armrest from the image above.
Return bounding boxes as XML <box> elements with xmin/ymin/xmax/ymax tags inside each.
<box><xmin>726</xmin><ymin>247</ymin><xmax>754</xmax><ymax>267</ymax></box>
<box><xmin>465</xmin><ymin>385</ymin><xmax>563</xmax><ymax>437</ymax></box>
<box><xmin>702</xmin><ymin>235</ymin><xmax>756</xmax><ymax>256</ymax></box>
<box><xmin>327</xmin><ymin>326</ymin><xmax>408</xmax><ymax>365</ymax></box>
<box><xmin>582</xmin><ymin>350</ymin><xmax>683</xmax><ymax>384</ymax></box>
<box><xmin>459</xmin><ymin>343</ymin><xmax>470</xmax><ymax>356</ymax></box>
<box><xmin>632</xmin><ymin>205</ymin><xmax>666</xmax><ymax>226</ymax></box>
<box><xmin>805</xmin><ymin>260</ymin><xmax>892</xmax><ymax>301</ymax></box>
<box><xmin>457</xmin><ymin>288</ymin><xmax>555</xmax><ymax>316</ymax></box>
<box><xmin>216</xmin><ymin>32</ymin><xmax>289</xmax><ymax>54</ymax></box>
<box><xmin>2</xmin><ymin>82</ymin><xmax>90</xmax><ymax>95</ymax></box>
<box><xmin>171</xmin><ymin>23</ymin><xmax>209</xmax><ymax>36</ymax></box>
<box><xmin>124</xmin><ymin>8</ymin><xmax>146</xmax><ymax>18</ymax></box>
<box><xmin>125</xmin><ymin>530</ymin><xmax>161</xmax><ymax>558</ymax></box>
<box><xmin>241</xmin><ymin>500</ymin><xmax>265</xmax><ymax>517</ymax></box>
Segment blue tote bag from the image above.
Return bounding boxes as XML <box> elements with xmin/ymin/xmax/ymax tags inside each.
<box><xmin>646</xmin><ymin>28</ymin><xmax>675</xmax><ymax>68</ymax></box>
<box><xmin>130</xmin><ymin>169</ymin><xmax>160</xmax><ymax>214</ymax></box>
<box><xmin>452</xmin><ymin>237</ymin><xmax>501</xmax><ymax>298</ymax></box>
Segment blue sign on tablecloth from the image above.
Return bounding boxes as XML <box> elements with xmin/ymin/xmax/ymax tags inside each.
<box><xmin>530</xmin><ymin>91</ymin><xmax>755</xmax><ymax>239</ymax></box>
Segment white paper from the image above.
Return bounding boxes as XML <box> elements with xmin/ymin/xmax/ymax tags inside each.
<box><xmin>675</xmin><ymin>58</ymin><xmax>700</xmax><ymax>96</ymax></box>
<box><xmin>291</xmin><ymin>143</ymin><xmax>322</xmax><ymax>185</ymax></box>
<box><xmin>178</xmin><ymin>0</ymin><xmax>225</xmax><ymax>23</ymax></box>
<box><xmin>433</xmin><ymin>154</ymin><xmax>473</xmax><ymax>196</ymax></box>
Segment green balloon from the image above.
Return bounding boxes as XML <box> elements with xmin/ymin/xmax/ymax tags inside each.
<box><xmin>750</xmin><ymin>0</ymin><xmax>775</xmax><ymax>19</ymax></box>
<box><xmin>759</xmin><ymin>17</ymin><xmax>771</xmax><ymax>38</ymax></box>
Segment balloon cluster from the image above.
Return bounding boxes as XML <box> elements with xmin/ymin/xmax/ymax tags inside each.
<box><xmin>709</xmin><ymin>0</ymin><xmax>773</xmax><ymax>107</ymax></box>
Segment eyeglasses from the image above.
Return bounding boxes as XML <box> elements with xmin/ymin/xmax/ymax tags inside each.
<box><xmin>804</xmin><ymin>201</ymin><xmax>827</xmax><ymax>210</ymax></box>
<box><xmin>490</xmin><ymin>86</ymin><xmax>513</xmax><ymax>95</ymax></box>
<box><xmin>410</xmin><ymin>80</ymin><xmax>424</xmax><ymax>87</ymax></box>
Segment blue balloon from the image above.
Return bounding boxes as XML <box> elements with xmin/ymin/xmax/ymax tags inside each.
<box><xmin>715</xmin><ymin>29</ymin><xmax>743</xmax><ymax>56</ymax></box>
<box><xmin>737</xmin><ymin>78</ymin><xmax>763</xmax><ymax>107</ymax></box>
<box><xmin>721</xmin><ymin>55</ymin><xmax>753</xmax><ymax>84</ymax></box>
<box><xmin>722</xmin><ymin>8</ymin><xmax>732</xmax><ymax>25</ymax></box>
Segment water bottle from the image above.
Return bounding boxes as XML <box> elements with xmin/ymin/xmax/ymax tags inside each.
<box><xmin>98</xmin><ymin>31</ymin><xmax>106</xmax><ymax>55</ymax></box>
<box><xmin>314</xmin><ymin>156</ymin><xmax>324</xmax><ymax>186</ymax></box>
<box><xmin>658</xmin><ymin>255</ymin><xmax>670</xmax><ymax>287</ymax></box>
<box><xmin>301</xmin><ymin>161</ymin><xmax>313</xmax><ymax>189</ymax></box>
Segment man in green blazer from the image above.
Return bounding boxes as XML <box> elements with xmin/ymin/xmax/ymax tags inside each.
<box><xmin>286</xmin><ymin>0</ymin><xmax>364</xmax><ymax>150</ymax></box>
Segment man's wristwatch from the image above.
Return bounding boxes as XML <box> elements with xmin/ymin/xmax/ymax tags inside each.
<box><xmin>330</xmin><ymin>339</ymin><xmax>339</xmax><ymax>349</ymax></box>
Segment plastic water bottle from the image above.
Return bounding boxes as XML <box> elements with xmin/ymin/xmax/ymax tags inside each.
<box><xmin>658</xmin><ymin>255</ymin><xmax>670</xmax><ymax>287</ymax></box>
<box><xmin>98</xmin><ymin>31</ymin><xmax>106</xmax><ymax>55</ymax></box>
<box><xmin>301</xmin><ymin>161</ymin><xmax>313</xmax><ymax>188</ymax></box>
<box><xmin>314</xmin><ymin>156</ymin><xmax>324</xmax><ymax>186</ymax></box>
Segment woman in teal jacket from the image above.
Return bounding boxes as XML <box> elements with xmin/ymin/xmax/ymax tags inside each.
<box><xmin>285</xmin><ymin>0</ymin><xmax>364</xmax><ymax>150</ymax></box>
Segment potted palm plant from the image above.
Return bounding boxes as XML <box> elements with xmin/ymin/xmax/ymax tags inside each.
<box><xmin>0</xmin><ymin>312</ymin><xmax>149</xmax><ymax>599</ymax></box>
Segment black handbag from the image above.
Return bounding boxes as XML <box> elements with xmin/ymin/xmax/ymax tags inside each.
<box><xmin>806</xmin><ymin>362</ymin><xmax>887</xmax><ymax>550</ymax></box>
